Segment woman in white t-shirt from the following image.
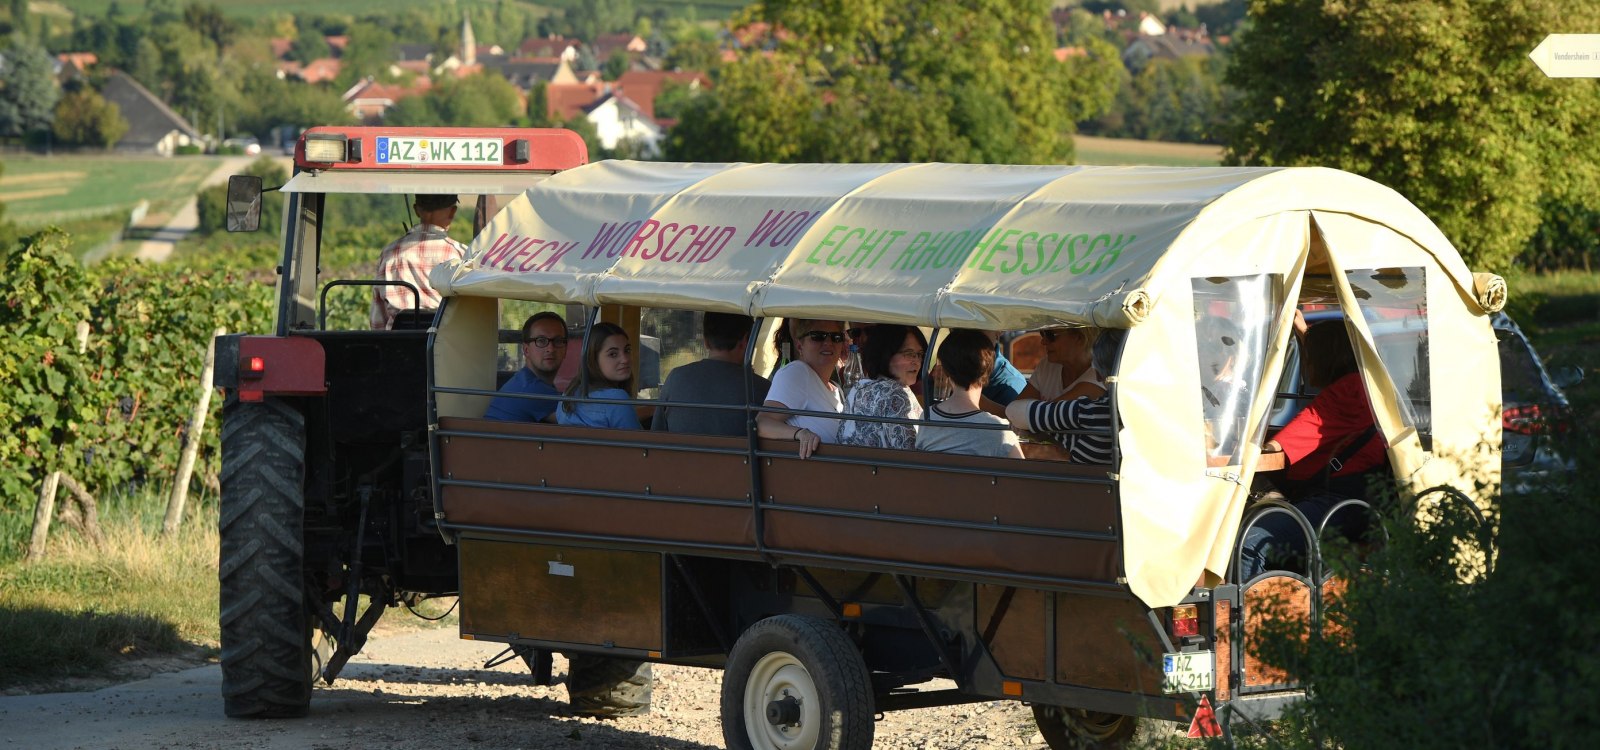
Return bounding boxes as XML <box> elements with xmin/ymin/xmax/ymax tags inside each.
<box><xmin>757</xmin><ymin>318</ymin><xmax>847</xmax><ymax>459</ymax></box>
<box><xmin>1020</xmin><ymin>326</ymin><xmax>1103</xmax><ymax>401</ymax></box>
<box><xmin>920</xmin><ymin>329</ymin><xmax>1024</xmax><ymax>458</ymax></box>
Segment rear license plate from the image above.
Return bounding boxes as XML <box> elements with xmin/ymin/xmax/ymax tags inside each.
<box><xmin>376</xmin><ymin>136</ymin><xmax>503</xmax><ymax>165</ymax></box>
<box><xmin>1162</xmin><ymin>650</ymin><xmax>1215</xmax><ymax>694</ymax></box>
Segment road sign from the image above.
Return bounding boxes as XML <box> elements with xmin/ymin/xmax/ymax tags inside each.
<box><xmin>1529</xmin><ymin>34</ymin><xmax>1600</xmax><ymax>78</ymax></box>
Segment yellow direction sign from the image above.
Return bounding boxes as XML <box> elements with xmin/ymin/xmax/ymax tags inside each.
<box><xmin>1530</xmin><ymin>34</ymin><xmax>1600</xmax><ymax>78</ymax></box>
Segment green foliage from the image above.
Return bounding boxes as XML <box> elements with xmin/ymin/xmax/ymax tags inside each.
<box><xmin>1088</xmin><ymin>53</ymin><xmax>1228</xmax><ymax>144</ymax></box>
<box><xmin>1257</xmin><ymin>433</ymin><xmax>1600</xmax><ymax>748</ymax></box>
<box><xmin>385</xmin><ymin>72</ymin><xmax>523</xmax><ymax>127</ymax></box>
<box><xmin>1222</xmin><ymin>0</ymin><xmax>1600</xmax><ymax>272</ymax></box>
<box><xmin>526</xmin><ymin>81</ymin><xmax>553</xmax><ymax>127</ymax></box>
<box><xmin>333</xmin><ymin>21</ymin><xmax>398</xmax><ymax>90</ymax></box>
<box><xmin>602</xmin><ymin>47</ymin><xmax>632</xmax><ymax>80</ymax></box>
<box><xmin>0</xmin><ymin>37</ymin><xmax>61</xmax><ymax>137</ymax></box>
<box><xmin>0</xmin><ymin>227</ymin><xmax>278</xmax><ymax>508</ymax></box>
<box><xmin>51</xmin><ymin>87</ymin><xmax>130</xmax><ymax>149</ymax></box>
<box><xmin>1526</xmin><ymin>199</ymin><xmax>1600</xmax><ymax>273</ymax></box>
<box><xmin>667</xmin><ymin>0</ymin><xmax>1121</xmax><ymax>164</ymax></box>
<box><xmin>288</xmin><ymin>24</ymin><xmax>331</xmax><ymax>64</ymax></box>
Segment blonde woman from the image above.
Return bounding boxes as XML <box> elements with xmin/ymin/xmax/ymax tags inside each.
<box><xmin>756</xmin><ymin>319</ymin><xmax>847</xmax><ymax>459</ymax></box>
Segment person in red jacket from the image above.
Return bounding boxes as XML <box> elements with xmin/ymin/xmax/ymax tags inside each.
<box><xmin>1240</xmin><ymin>317</ymin><xmax>1388</xmax><ymax>580</ymax></box>
<box><xmin>1264</xmin><ymin>318</ymin><xmax>1387</xmax><ymax>498</ymax></box>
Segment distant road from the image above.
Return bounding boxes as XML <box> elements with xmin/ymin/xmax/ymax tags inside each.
<box><xmin>133</xmin><ymin>156</ymin><xmax>257</xmax><ymax>262</ymax></box>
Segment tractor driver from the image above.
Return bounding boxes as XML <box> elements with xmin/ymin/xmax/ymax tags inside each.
<box><xmin>369</xmin><ymin>193</ymin><xmax>468</xmax><ymax>330</ymax></box>
<box><xmin>485</xmin><ymin>312</ymin><xmax>570</xmax><ymax>423</ymax></box>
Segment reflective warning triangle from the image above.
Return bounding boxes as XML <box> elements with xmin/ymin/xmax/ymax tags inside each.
<box><xmin>1187</xmin><ymin>695</ymin><xmax>1223</xmax><ymax>738</ymax></box>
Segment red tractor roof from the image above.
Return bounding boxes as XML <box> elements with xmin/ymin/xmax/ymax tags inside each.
<box><xmin>294</xmin><ymin>126</ymin><xmax>588</xmax><ymax>173</ymax></box>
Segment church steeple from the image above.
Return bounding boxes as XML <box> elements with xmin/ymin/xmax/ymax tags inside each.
<box><xmin>461</xmin><ymin>11</ymin><xmax>477</xmax><ymax>66</ymax></box>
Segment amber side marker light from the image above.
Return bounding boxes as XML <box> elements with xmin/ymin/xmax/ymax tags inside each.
<box><xmin>1171</xmin><ymin>604</ymin><xmax>1200</xmax><ymax>638</ymax></box>
<box><xmin>1002</xmin><ymin>680</ymin><xmax>1023</xmax><ymax>697</ymax></box>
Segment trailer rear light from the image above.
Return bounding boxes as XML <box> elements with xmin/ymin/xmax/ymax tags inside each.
<box><xmin>303</xmin><ymin>133</ymin><xmax>351</xmax><ymax>163</ymax></box>
<box><xmin>1171</xmin><ymin>604</ymin><xmax>1200</xmax><ymax>638</ymax></box>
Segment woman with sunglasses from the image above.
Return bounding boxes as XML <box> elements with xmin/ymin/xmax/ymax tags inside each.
<box><xmin>837</xmin><ymin>324</ymin><xmax>926</xmax><ymax>449</ymax></box>
<box><xmin>757</xmin><ymin>319</ymin><xmax>848</xmax><ymax>459</ymax></box>
<box><xmin>1019</xmin><ymin>326</ymin><xmax>1104</xmax><ymax>402</ymax></box>
<box><xmin>556</xmin><ymin>321</ymin><xmax>642</xmax><ymax>429</ymax></box>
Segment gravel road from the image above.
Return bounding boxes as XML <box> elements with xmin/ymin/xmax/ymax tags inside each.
<box><xmin>0</xmin><ymin>616</ymin><xmax>1080</xmax><ymax>750</ymax></box>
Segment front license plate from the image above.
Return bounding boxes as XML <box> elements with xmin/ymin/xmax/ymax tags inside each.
<box><xmin>1162</xmin><ymin>650</ymin><xmax>1215</xmax><ymax>694</ymax></box>
<box><xmin>376</xmin><ymin>136</ymin><xmax>503</xmax><ymax>165</ymax></box>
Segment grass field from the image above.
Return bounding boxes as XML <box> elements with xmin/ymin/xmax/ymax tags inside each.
<box><xmin>0</xmin><ymin>154</ymin><xmax>222</xmax><ymax>225</ymax></box>
<box><xmin>1073</xmin><ymin>134</ymin><xmax>1223</xmax><ymax>167</ymax></box>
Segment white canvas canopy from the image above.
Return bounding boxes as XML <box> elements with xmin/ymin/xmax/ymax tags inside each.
<box><xmin>432</xmin><ymin>161</ymin><xmax>1505</xmax><ymax>607</ymax></box>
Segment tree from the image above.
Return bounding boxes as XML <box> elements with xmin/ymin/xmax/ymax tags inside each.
<box><xmin>52</xmin><ymin>87</ymin><xmax>129</xmax><ymax>149</ymax></box>
<box><xmin>335</xmin><ymin>22</ymin><xmax>398</xmax><ymax>90</ymax></box>
<box><xmin>667</xmin><ymin>0</ymin><xmax>1121</xmax><ymax>164</ymax></box>
<box><xmin>526</xmin><ymin>81</ymin><xmax>552</xmax><ymax>127</ymax></box>
<box><xmin>0</xmin><ymin>38</ymin><xmax>60</xmax><ymax>139</ymax></box>
<box><xmin>289</xmin><ymin>26</ymin><xmax>331</xmax><ymax>65</ymax></box>
<box><xmin>1223</xmin><ymin>0</ymin><xmax>1600</xmax><ymax>272</ymax></box>
<box><xmin>183</xmin><ymin>2</ymin><xmax>236</xmax><ymax>57</ymax></box>
<box><xmin>602</xmin><ymin>48</ymin><xmax>631</xmax><ymax>81</ymax></box>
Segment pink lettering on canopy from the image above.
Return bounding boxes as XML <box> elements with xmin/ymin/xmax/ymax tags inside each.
<box><xmin>745</xmin><ymin>209</ymin><xmax>818</xmax><ymax>248</ymax></box>
<box><xmin>582</xmin><ymin>221</ymin><xmax>641</xmax><ymax>260</ymax></box>
<box><xmin>481</xmin><ymin>233</ymin><xmax>535</xmax><ymax>267</ymax></box>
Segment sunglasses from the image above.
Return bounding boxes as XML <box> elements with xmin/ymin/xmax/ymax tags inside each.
<box><xmin>845</xmin><ymin>327</ymin><xmax>866</xmax><ymax>339</ymax></box>
<box><xmin>1039</xmin><ymin>329</ymin><xmax>1069</xmax><ymax>343</ymax></box>
<box><xmin>801</xmin><ymin>331</ymin><xmax>847</xmax><ymax>344</ymax></box>
<box><xmin>895</xmin><ymin>348</ymin><xmax>926</xmax><ymax>359</ymax></box>
<box><xmin>525</xmin><ymin>336</ymin><xmax>569</xmax><ymax>348</ymax></box>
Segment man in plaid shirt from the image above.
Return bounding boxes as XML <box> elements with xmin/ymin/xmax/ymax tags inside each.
<box><xmin>370</xmin><ymin>193</ymin><xmax>468</xmax><ymax>329</ymax></box>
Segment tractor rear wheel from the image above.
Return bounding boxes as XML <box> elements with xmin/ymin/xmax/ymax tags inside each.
<box><xmin>219</xmin><ymin>396</ymin><xmax>314</xmax><ymax>718</ymax></box>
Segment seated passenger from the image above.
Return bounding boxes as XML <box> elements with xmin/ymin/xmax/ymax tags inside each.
<box><xmin>653</xmin><ymin>312</ymin><xmax>771</xmax><ymax>436</ymax></box>
<box><xmin>756</xmin><ymin>319</ymin><xmax>847</xmax><ymax>459</ymax></box>
<box><xmin>1005</xmin><ymin>328</ymin><xmax>1124</xmax><ymax>464</ymax></box>
<box><xmin>555</xmin><ymin>321</ymin><xmax>641</xmax><ymax>429</ymax></box>
<box><xmin>838</xmin><ymin>324</ymin><xmax>926</xmax><ymax>449</ymax></box>
<box><xmin>919</xmin><ymin>329</ymin><xmax>1024</xmax><ymax>459</ymax></box>
<box><xmin>370</xmin><ymin>193</ymin><xmax>466</xmax><ymax>330</ymax></box>
<box><xmin>1239</xmin><ymin>319</ymin><xmax>1387</xmax><ymax>580</ymax></box>
<box><xmin>1018</xmin><ymin>326</ymin><xmax>1103</xmax><ymax>401</ymax></box>
<box><xmin>484</xmin><ymin>311</ymin><xmax>567</xmax><ymax>422</ymax></box>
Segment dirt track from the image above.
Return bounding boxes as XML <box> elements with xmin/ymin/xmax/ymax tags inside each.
<box><xmin>0</xmin><ymin>622</ymin><xmax>1072</xmax><ymax>749</ymax></box>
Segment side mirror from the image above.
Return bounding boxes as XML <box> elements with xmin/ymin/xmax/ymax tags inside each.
<box><xmin>225</xmin><ymin>174</ymin><xmax>263</xmax><ymax>232</ymax></box>
<box><xmin>1550</xmin><ymin>364</ymin><xmax>1585</xmax><ymax>391</ymax></box>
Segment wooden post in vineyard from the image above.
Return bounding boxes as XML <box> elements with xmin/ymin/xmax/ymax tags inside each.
<box><xmin>164</xmin><ymin>327</ymin><xmax>226</xmax><ymax>536</ymax></box>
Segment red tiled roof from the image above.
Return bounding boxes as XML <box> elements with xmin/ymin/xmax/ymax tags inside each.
<box><xmin>614</xmin><ymin>70</ymin><xmax>710</xmax><ymax>120</ymax></box>
<box><xmin>269</xmin><ymin>38</ymin><xmax>292</xmax><ymax>59</ymax></box>
<box><xmin>546</xmin><ymin>82</ymin><xmax>606</xmax><ymax>122</ymax></box>
<box><xmin>298</xmin><ymin>58</ymin><xmax>343</xmax><ymax>84</ymax></box>
<box><xmin>1054</xmin><ymin>47</ymin><xmax>1086</xmax><ymax>61</ymax></box>
<box><xmin>325</xmin><ymin>35</ymin><xmax>349</xmax><ymax>53</ymax></box>
<box><xmin>57</xmin><ymin>52</ymin><xmax>98</xmax><ymax>70</ymax></box>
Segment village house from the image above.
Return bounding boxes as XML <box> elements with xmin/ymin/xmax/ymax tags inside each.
<box><xmin>100</xmin><ymin>70</ymin><xmax>201</xmax><ymax>156</ymax></box>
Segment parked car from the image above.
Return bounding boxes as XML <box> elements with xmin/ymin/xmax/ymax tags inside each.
<box><xmin>222</xmin><ymin>136</ymin><xmax>261</xmax><ymax>156</ymax></box>
<box><xmin>1270</xmin><ymin>311</ymin><xmax>1581</xmax><ymax>492</ymax></box>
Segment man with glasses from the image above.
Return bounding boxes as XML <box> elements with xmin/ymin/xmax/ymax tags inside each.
<box><xmin>485</xmin><ymin>311</ymin><xmax>569</xmax><ymax>422</ymax></box>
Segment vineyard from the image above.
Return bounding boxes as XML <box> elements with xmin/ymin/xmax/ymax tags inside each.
<box><xmin>0</xmin><ymin>184</ymin><xmax>406</xmax><ymax>560</ymax></box>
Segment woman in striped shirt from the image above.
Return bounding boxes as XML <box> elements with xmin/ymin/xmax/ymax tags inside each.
<box><xmin>1004</xmin><ymin>329</ymin><xmax>1124</xmax><ymax>464</ymax></box>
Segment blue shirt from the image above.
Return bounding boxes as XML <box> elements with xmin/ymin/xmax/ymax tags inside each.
<box><xmin>555</xmin><ymin>387</ymin><xmax>641</xmax><ymax>429</ymax></box>
<box><xmin>484</xmin><ymin>369</ymin><xmax>559</xmax><ymax>422</ymax></box>
<box><xmin>983</xmin><ymin>350</ymin><xmax>1027</xmax><ymax>406</ymax></box>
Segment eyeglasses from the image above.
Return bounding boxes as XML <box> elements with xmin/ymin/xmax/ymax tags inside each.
<box><xmin>1039</xmin><ymin>329</ymin><xmax>1067</xmax><ymax>343</ymax></box>
<box><xmin>801</xmin><ymin>331</ymin><xmax>847</xmax><ymax>344</ymax></box>
<box><xmin>525</xmin><ymin>336</ymin><xmax>569</xmax><ymax>348</ymax></box>
<box><xmin>895</xmin><ymin>348</ymin><xmax>926</xmax><ymax>359</ymax></box>
<box><xmin>846</xmin><ymin>327</ymin><xmax>866</xmax><ymax>339</ymax></box>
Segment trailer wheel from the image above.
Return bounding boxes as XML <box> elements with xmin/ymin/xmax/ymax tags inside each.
<box><xmin>219</xmin><ymin>396</ymin><xmax>313</xmax><ymax>718</ymax></box>
<box><xmin>721</xmin><ymin>615</ymin><xmax>873</xmax><ymax>750</ymax></box>
<box><xmin>567</xmin><ymin>653</ymin><xmax>653</xmax><ymax>717</ymax></box>
<box><xmin>1032</xmin><ymin>705</ymin><xmax>1137</xmax><ymax>749</ymax></box>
